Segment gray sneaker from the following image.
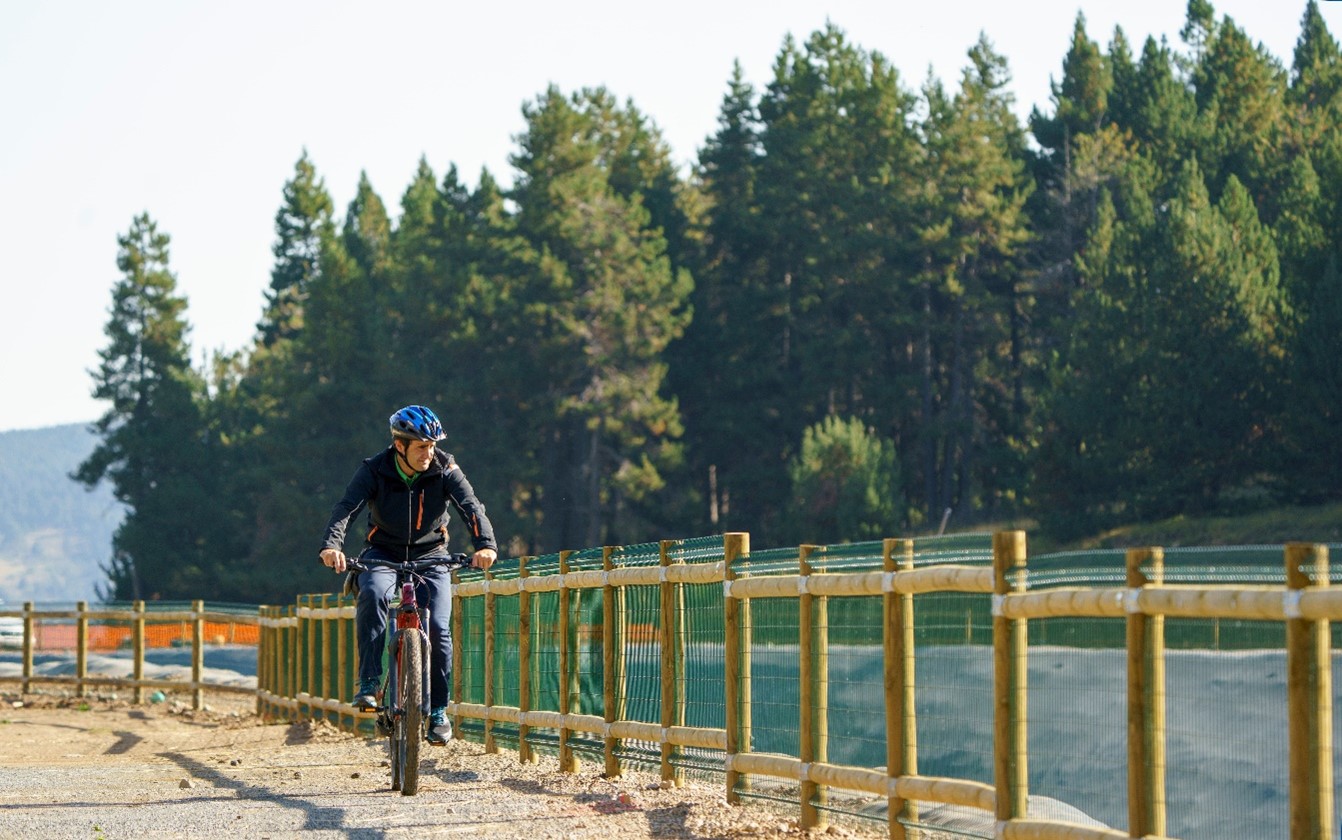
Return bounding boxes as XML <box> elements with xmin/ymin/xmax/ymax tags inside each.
<box><xmin>353</xmin><ymin>679</ymin><xmax>379</xmax><ymax>712</ymax></box>
<box><xmin>426</xmin><ymin>707</ymin><xmax>451</xmax><ymax>745</ymax></box>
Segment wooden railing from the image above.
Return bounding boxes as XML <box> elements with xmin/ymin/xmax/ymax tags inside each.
<box><xmin>429</xmin><ymin>533</ymin><xmax>1334</xmax><ymax>840</ymax></box>
<box><xmin>255</xmin><ymin>594</ymin><xmax>364</xmax><ymax>730</ymax></box>
<box><xmin>16</xmin><ymin>533</ymin><xmax>1332</xmax><ymax>839</ymax></box>
<box><xmin>0</xmin><ymin>600</ymin><xmax>258</xmax><ymax>707</ymax></box>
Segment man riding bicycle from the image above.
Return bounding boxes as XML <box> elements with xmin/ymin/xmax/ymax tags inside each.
<box><xmin>318</xmin><ymin>405</ymin><xmax>498</xmax><ymax>744</ymax></box>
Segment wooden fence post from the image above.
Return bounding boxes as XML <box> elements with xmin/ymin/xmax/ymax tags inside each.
<box><xmin>1286</xmin><ymin>542</ymin><xmax>1333</xmax><ymax>839</ymax></box>
<box><xmin>519</xmin><ymin>556</ymin><xmax>535</xmax><ymax>764</ymax></box>
<box><xmin>884</xmin><ymin>538</ymin><xmax>918</xmax><ymax>839</ymax></box>
<box><xmin>270</xmin><ymin>606</ymin><xmax>282</xmax><ymax>719</ymax></box>
<box><xmin>1126</xmin><ymin>547</ymin><xmax>1166</xmax><ymax>838</ymax></box>
<box><xmin>993</xmin><ymin>531</ymin><xmax>1029</xmax><ymax>823</ymax></box>
<box><xmin>256</xmin><ymin>605</ymin><xmax>267</xmax><ymax>717</ymax></box>
<box><xmin>269</xmin><ymin>606</ymin><xmax>278</xmax><ymax>717</ymax></box>
<box><xmin>75</xmin><ymin>600</ymin><xmax>88</xmax><ymax>698</ymax></box>
<box><xmin>304</xmin><ymin>594</ymin><xmax>316</xmax><ymax>717</ymax></box>
<box><xmin>724</xmin><ymin>532</ymin><xmax>750</xmax><ymax>804</ymax></box>
<box><xmin>287</xmin><ymin>603</ymin><xmax>298</xmax><ymax>718</ymax></box>
<box><xmin>674</xmin><ymin>544</ymin><xmax>688</xmax><ymax>777</ymax></box>
<box><xmin>602</xmin><ymin>545</ymin><xmax>622</xmax><ymax>778</ymax></box>
<box><xmin>21</xmin><ymin>601</ymin><xmax>33</xmax><ymax>695</ymax></box>
<box><xmin>558</xmin><ymin>550</ymin><xmax>577</xmax><ymax>772</ymax></box>
<box><xmin>192</xmin><ymin>599</ymin><xmax>204</xmax><ymax>710</ymax></box>
<box><xmin>799</xmin><ymin>545</ymin><xmax>828</xmax><ymax>828</ymax></box>
<box><xmin>319</xmin><ymin>594</ymin><xmax>331</xmax><ymax>722</ymax></box>
<box><xmin>335</xmin><ymin>595</ymin><xmax>348</xmax><ymax>729</ymax></box>
<box><xmin>659</xmin><ymin>539</ymin><xmax>682</xmax><ymax>786</ymax></box>
<box><xmin>484</xmin><ymin>566</ymin><xmax>497</xmax><ymax>753</ymax></box>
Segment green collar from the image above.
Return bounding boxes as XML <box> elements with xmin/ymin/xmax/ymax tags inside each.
<box><xmin>393</xmin><ymin>452</ymin><xmax>419</xmax><ymax>486</ymax></box>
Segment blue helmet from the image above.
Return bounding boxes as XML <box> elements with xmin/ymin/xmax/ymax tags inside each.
<box><xmin>389</xmin><ymin>405</ymin><xmax>446</xmax><ymax>442</ymax></box>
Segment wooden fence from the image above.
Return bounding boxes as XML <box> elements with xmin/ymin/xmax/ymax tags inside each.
<box><xmin>254</xmin><ymin>533</ymin><xmax>1332</xmax><ymax>840</ymax></box>
<box><xmin>0</xmin><ymin>600</ymin><xmax>258</xmax><ymax>707</ymax></box>
<box><xmin>8</xmin><ymin>534</ymin><xmax>1338</xmax><ymax>839</ymax></box>
<box><xmin>255</xmin><ymin>594</ymin><xmax>366</xmax><ymax>731</ymax></box>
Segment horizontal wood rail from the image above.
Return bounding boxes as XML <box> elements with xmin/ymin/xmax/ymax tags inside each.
<box><xmin>0</xmin><ymin>600</ymin><xmax>257</xmax><ymax>708</ymax></box>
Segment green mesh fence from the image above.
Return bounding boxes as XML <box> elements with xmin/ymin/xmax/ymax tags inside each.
<box><xmin>356</xmin><ymin>533</ymin><xmax>1341</xmax><ymax>840</ymax></box>
<box><xmin>1009</xmin><ymin>545</ymin><xmax>1342</xmax><ymax>840</ymax></box>
<box><xmin>454</xmin><ymin>534</ymin><xmax>999</xmax><ymax>830</ymax></box>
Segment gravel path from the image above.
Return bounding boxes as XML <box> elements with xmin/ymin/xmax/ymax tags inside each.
<box><xmin>0</xmin><ymin>689</ymin><xmax>890</xmax><ymax>840</ymax></box>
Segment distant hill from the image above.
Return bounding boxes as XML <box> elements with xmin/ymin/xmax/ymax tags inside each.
<box><xmin>0</xmin><ymin>423</ymin><xmax>123</xmax><ymax>602</ymax></box>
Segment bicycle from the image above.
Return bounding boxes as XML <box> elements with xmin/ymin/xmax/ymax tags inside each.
<box><xmin>346</xmin><ymin>551</ymin><xmax>471</xmax><ymax>795</ymax></box>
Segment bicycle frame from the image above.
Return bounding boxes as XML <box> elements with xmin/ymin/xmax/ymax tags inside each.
<box><xmin>348</xmin><ymin>552</ymin><xmax>469</xmax><ymax>794</ymax></box>
<box><xmin>384</xmin><ymin>580</ymin><xmax>429</xmax><ymax>723</ymax></box>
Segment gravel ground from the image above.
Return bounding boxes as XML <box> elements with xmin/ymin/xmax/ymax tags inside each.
<box><xmin>0</xmin><ymin>688</ymin><xmax>894</xmax><ymax>840</ymax></box>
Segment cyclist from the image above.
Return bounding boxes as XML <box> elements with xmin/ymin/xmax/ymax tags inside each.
<box><xmin>318</xmin><ymin>405</ymin><xmax>498</xmax><ymax>745</ymax></box>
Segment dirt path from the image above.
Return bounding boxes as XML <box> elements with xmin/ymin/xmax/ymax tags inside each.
<box><xmin>0</xmin><ymin>689</ymin><xmax>886</xmax><ymax>839</ymax></box>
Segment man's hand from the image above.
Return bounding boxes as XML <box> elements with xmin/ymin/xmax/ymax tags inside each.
<box><xmin>320</xmin><ymin>548</ymin><xmax>347</xmax><ymax>573</ymax></box>
<box><xmin>472</xmin><ymin>548</ymin><xmax>498</xmax><ymax>571</ymax></box>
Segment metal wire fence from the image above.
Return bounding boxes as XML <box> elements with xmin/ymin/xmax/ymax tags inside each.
<box><xmin>247</xmin><ymin>533</ymin><xmax>1342</xmax><ymax>840</ymax></box>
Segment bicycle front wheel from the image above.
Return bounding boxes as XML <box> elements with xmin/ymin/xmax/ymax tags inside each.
<box><xmin>397</xmin><ymin>629</ymin><xmax>426</xmax><ymax>795</ymax></box>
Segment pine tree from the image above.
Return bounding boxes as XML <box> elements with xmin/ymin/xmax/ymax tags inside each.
<box><xmin>257</xmin><ymin>150</ymin><xmax>334</xmax><ymax>348</ymax></box>
<box><xmin>1279</xmin><ymin>254</ymin><xmax>1342</xmax><ymax>501</ymax></box>
<box><xmin>1290</xmin><ymin>0</ymin><xmax>1342</xmax><ymax>112</ymax></box>
<box><xmin>1112</xmin><ymin>37</ymin><xmax>1200</xmax><ymax>181</ymax></box>
<box><xmin>75</xmin><ymin>214</ymin><xmax>213</xmax><ymax>599</ymax></box>
<box><xmin>1190</xmin><ymin>14</ymin><xmax>1288</xmax><ymax>205</ymax></box>
<box><xmin>342</xmin><ymin>171</ymin><xmax>392</xmax><ymax>279</ymax></box>
<box><xmin>510</xmin><ymin>87</ymin><xmax>693</xmax><ymax>550</ymax></box>
<box><xmin>785</xmin><ymin>416</ymin><xmax>901</xmax><ymax>545</ymax></box>
<box><xmin>1028</xmin><ymin>19</ymin><xmax>1134</xmax><ymax>409</ymax></box>
<box><xmin>223</xmin><ymin>160</ymin><xmax>372</xmax><ymax>600</ymax></box>
<box><xmin>739</xmin><ymin>24</ymin><xmax>923</xmax><ymax>534</ymax></box>
<box><xmin>1180</xmin><ymin>0</ymin><xmax>1217</xmax><ymax>59</ymax></box>
<box><xmin>668</xmin><ymin>63</ymin><xmax>772</xmax><ymax>533</ymax></box>
<box><xmin>1031</xmin><ymin>13</ymin><xmax>1112</xmax><ymax>166</ymax></box>
<box><xmin>1034</xmin><ymin>162</ymin><xmax>1287</xmax><ymax>533</ymax></box>
<box><xmin>912</xmin><ymin>35</ymin><xmax>1034</xmax><ymax>523</ymax></box>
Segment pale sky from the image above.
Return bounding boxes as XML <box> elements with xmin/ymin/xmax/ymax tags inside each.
<box><xmin>2</xmin><ymin>1</ymin><xmax>1334</xmax><ymax>433</ymax></box>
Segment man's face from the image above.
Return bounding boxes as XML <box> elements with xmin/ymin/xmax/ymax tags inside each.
<box><xmin>398</xmin><ymin>439</ymin><xmax>436</xmax><ymax>473</ymax></box>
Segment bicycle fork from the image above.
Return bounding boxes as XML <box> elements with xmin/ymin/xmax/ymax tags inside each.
<box><xmin>388</xmin><ymin>584</ymin><xmax>431</xmax><ymax>712</ymax></box>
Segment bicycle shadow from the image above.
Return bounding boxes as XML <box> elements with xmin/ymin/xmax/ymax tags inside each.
<box><xmin>157</xmin><ymin>751</ymin><xmax>387</xmax><ymax>838</ymax></box>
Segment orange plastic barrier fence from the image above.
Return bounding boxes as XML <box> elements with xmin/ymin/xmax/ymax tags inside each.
<box><xmin>29</xmin><ymin>620</ymin><xmax>259</xmax><ymax>652</ymax></box>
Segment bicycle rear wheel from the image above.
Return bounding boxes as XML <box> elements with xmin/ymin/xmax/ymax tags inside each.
<box><xmin>397</xmin><ymin>629</ymin><xmax>426</xmax><ymax>795</ymax></box>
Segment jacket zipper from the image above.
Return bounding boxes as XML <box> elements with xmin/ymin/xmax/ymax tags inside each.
<box><xmin>406</xmin><ymin>486</ymin><xmax>415</xmax><ymax>562</ymax></box>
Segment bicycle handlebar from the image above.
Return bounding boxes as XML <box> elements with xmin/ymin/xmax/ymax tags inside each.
<box><xmin>347</xmin><ymin>553</ymin><xmax>473</xmax><ymax>575</ymax></box>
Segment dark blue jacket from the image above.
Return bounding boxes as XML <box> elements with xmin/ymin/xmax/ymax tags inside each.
<box><xmin>320</xmin><ymin>446</ymin><xmax>497</xmax><ymax>560</ymax></box>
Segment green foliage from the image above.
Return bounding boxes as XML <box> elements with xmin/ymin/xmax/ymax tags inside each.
<box><xmin>75</xmin><ymin>215</ymin><xmax>218</xmax><ymax>600</ymax></box>
<box><xmin>1034</xmin><ymin>160</ymin><xmax>1289</xmax><ymax>536</ymax></box>
<box><xmin>1276</xmin><ymin>254</ymin><xmax>1342</xmax><ymax>501</ymax></box>
<box><xmin>509</xmin><ymin>86</ymin><xmax>693</xmax><ymax>549</ymax></box>
<box><xmin>785</xmin><ymin>416</ymin><xmax>901</xmax><ymax>545</ymax></box>
<box><xmin>72</xmin><ymin>9</ymin><xmax>1342</xmax><ymax>599</ymax></box>
<box><xmin>258</xmin><ymin>150</ymin><xmax>333</xmax><ymax>348</ymax></box>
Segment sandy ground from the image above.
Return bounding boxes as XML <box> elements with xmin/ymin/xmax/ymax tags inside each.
<box><xmin>0</xmin><ymin>688</ymin><xmax>892</xmax><ymax>840</ymax></box>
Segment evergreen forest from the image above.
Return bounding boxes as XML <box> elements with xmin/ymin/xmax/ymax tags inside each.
<box><xmin>77</xmin><ymin>2</ymin><xmax>1342</xmax><ymax>602</ymax></box>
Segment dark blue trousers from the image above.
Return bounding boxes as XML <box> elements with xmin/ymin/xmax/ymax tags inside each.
<box><xmin>354</xmin><ymin>547</ymin><xmax>453</xmax><ymax>708</ymax></box>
